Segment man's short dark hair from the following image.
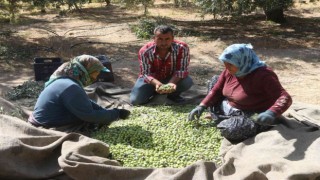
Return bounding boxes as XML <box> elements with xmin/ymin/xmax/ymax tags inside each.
<box><xmin>154</xmin><ymin>25</ymin><xmax>174</xmax><ymax>35</ymax></box>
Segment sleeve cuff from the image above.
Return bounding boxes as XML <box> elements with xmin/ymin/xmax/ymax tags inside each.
<box><xmin>144</xmin><ymin>75</ymin><xmax>155</xmax><ymax>83</ymax></box>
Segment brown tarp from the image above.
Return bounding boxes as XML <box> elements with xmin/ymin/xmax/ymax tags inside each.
<box><xmin>1</xmin><ymin>82</ymin><xmax>320</xmax><ymax>179</ymax></box>
<box><xmin>215</xmin><ymin>102</ymin><xmax>320</xmax><ymax>179</ymax></box>
<box><xmin>0</xmin><ymin>113</ymin><xmax>216</xmax><ymax>179</ymax></box>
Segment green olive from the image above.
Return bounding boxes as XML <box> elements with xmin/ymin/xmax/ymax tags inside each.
<box><xmin>92</xmin><ymin>105</ymin><xmax>223</xmax><ymax>168</ymax></box>
<box><xmin>158</xmin><ymin>84</ymin><xmax>172</xmax><ymax>91</ymax></box>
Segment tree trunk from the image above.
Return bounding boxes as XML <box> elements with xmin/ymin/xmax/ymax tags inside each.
<box><xmin>174</xmin><ymin>0</ymin><xmax>179</xmax><ymax>7</ymax></box>
<box><xmin>8</xmin><ymin>0</ymin><xmax>18</xmax><ymax>23</ymax></box>
<box><xmin>105</xmin><ymin>0</ymin><xmax>111</xmax><ymax>6</ymax></box>
<box><xmin>74</xmin><ymin>3</ymin><xmax>80</xmax><ymax>10</ymax></box>
<box><xmin>143</xmin><ymin>4</ymin><xmax>148</xmax><ymax>15</ymax></box>
<box><xmin>264</xmin><ymin>8</ymin><xmax>286</xmax><ymax>23</ymax></box>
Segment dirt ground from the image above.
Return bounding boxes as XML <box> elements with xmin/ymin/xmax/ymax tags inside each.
<box><xmin>0</xmin><ymin>1</ymin><xmax>320</xmax><ymax>106</ymax></box>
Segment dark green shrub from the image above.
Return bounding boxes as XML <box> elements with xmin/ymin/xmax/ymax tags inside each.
<box><xmin>130</xmin><ymin>17</ymin><xmax>173</xmax><ymax>39</ymax></box>
<box><xmin>5</xmin><ymin>80</ymin><xmax>44</xmax><ymax>100</ymax></box>
<box><xmin>131</xmin><ymin>18</ymin><xmax>155</xmax><ymax>39</ymax></box>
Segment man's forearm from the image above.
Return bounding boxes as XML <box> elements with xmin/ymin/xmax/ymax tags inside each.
<box><xmin>168</xmin><ymin>76</ymin><xmax>182</xmax><ymax>85</ymax></box>
<box><xmin>150</xmin><ymin>78</ymin><xmax>162</xmax><ymax>87</ymax></box>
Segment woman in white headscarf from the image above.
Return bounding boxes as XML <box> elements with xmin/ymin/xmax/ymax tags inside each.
<box><xmin>188</xmin><ymin>44</ymin><xmax>292</xmax><ymax>143</ymax></box>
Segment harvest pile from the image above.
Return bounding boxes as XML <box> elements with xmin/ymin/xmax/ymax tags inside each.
<box><xmin>93</xmin><ymin>105</ymin><xmax>223</xmax><ymax>168</ymax></box>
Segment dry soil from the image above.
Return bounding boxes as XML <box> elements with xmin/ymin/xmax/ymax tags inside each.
<box><xmin>0</xmin><ymin>1</ymin><xmax>319</xmax><ymax>106</ymax></box>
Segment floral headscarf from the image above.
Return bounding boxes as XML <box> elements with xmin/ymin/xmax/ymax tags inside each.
<box><xmin>218</xmin><ymin>44</ymin><xmax>266</xmax><ymax>77</ymax></box>
<box><xmin>45</xmin><ymin>55</ymin><xmax>106</xmax><ymax>87</ymax></box>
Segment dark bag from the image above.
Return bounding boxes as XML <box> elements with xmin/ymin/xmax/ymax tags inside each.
<box><xmin>216</xmin><ymin>115</ymin><xmax>259</xmax><ymax>142</ymax></box>
<box><xmin>206</xmin><ymin>75</ymin><xmax>272</xmax><ymax>143</ymax></box>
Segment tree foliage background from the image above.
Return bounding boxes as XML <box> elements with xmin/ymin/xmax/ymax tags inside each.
<box><xmin>0</xmin><ymin>0</ymin><xmax>318</xmax><ymax>24</ymax></box>
<box><xmin>194</xmin><ymin>0</ymin><xmax>295</xmax><ymax>23</ymax></box>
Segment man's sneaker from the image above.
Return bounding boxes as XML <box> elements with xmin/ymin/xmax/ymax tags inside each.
<box><xmin>167</xmin><ymin>95</ymin><xmax>186</xmax><ymax>103</ymax></box>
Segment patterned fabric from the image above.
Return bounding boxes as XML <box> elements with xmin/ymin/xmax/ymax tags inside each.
<box><xmin>45</xmin><ymin>55</ymin><xmax>104</xmax><ymax>87</ymax></box>
<box><xmin>138</xmin><ymin>40</ymin><xmax>190</xmax><ymax>83</ymax></box>
<box><xmin>216</xmin><ymin>115</ymin><xmax>272</xmax><ymax>143</ymax></box>
<box><xmin>219</xmin><ymin>44</ymin><xmax>266</xmax><ymax>77</ymax></box>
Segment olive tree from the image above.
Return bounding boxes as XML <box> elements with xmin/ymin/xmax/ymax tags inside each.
<box><xmin>0</xmin><ymin>0</ymin><xmax>18</xmax><ymax>23</ymax></box>
<box><xmin>31</xmin><ymin>0</ymin><xmax>59</xmax><ymax>13</ymax></box>
<box><xmin>42</xmin><ymin>0</ymin><xmax>90</xmax><ymax>10</ymax></box>
<box><xmin>195</xmin><ymin>0</ymin><xmax>294</xmax><ymax>23</ymax></box>
<box><xmin>94</xmin><ymin>0</ymin><xmax>111</xmax><ymax>6</ymax></box>
<box><xmin>0</xmin><ymin>0</ymin><xmax>91</xmax><ymax>24</ymax></box>
<box><xmin>255</xmin><ymin>0</ymin><xmax>294</xmax><ymax>23</ymax></box>
<box><xmin>115</xmin><ymin>0</ymin><xmax>154</xmax><ymax>15</ymax></box>
<box><xmin>64</xmin><ymin>0</ymin><xmax>90</xmax><ymax>10</ymax></box>
<box><xmin>0</xmin><ymin>0</ymin><xmax>34</xmax><ymax>23</ymax></box>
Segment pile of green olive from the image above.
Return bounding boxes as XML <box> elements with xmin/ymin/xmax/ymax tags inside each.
<box><xmin>93</xmin><ymin>105</ymin><xmax>223</xmax><ymax>168</ymax></box>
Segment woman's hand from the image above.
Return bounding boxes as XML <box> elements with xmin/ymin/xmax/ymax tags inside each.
<box><xmin>117</xmin><ymin>109</ymin><xmax>131</xmax><ymax>119</ymax></box>
<box><xmin>256</xmin><ymin>110</ymin><xmax>276</xmax><ymax>125</ymax></box>
<box><xmin>188</xmin><ymin>105</ymin><xmax>206</xmax><ymax>121</ymax></box>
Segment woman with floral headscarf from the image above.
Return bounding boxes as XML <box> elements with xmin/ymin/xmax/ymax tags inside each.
<box><xmin>188</xmin><ymin>44</ymin><xmax>292</xmax><ymax>143</ymax></box>
<box><xmin>28</xmin><ymin>55</ymin><xmax>130</xmax><ymax>133</ymax></box>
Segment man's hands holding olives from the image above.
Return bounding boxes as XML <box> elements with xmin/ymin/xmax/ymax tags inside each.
<box><xmin>156</xmin><ymin>83</ymin><xmax>176</xmax><ymax>94</ymax></box>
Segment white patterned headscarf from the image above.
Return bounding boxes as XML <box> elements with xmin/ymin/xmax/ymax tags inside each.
<box><xmin>45</xmin><ymin>55</ymin><xmax>109</xmax><ymax>87</ymax></box>
<box><xmin>219</xmin><ymin>44</ymin><xmax>266</xmax><ymax>77</ymax></box>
